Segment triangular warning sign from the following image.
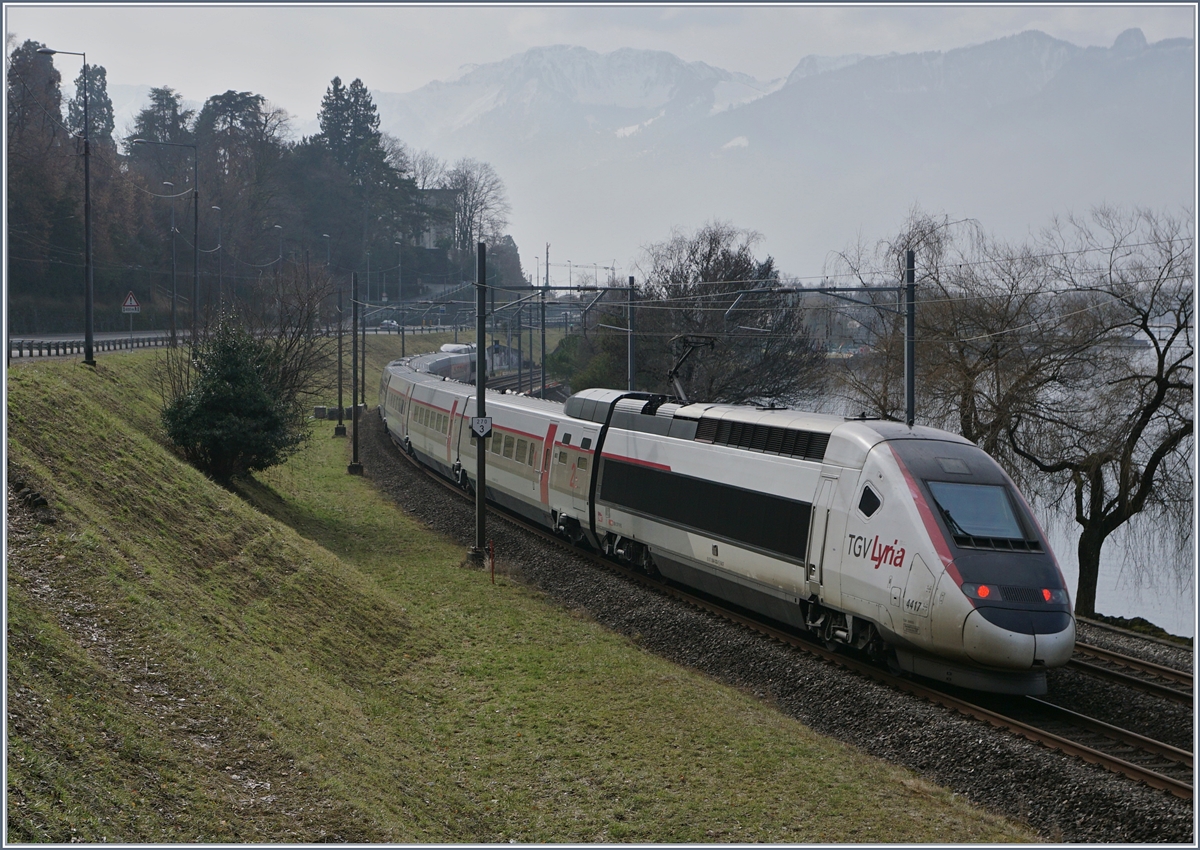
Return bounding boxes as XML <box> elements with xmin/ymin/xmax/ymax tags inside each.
<box><xmin>123</xmin><ymin>291</ymin><xmax>140</xmax><ymax>309</ymax></box>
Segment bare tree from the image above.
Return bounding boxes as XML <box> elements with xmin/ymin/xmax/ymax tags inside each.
<box><xmin>443</xmin><ymin>157</ymin><xmax>511</xmax><ymax>251</ymax></box>
<box><xmin>380</xmin><ymin>132</ymin><xmax>410</xmax><ymax>176</ymax></box>
<box><xmin>405</xmin><ymin>146</ymin><xmax>446</xmax><ymax>191</ymax></box>
<box><xmin>834</xmin><ymin>206</ymin><xmax>1193</xmax><ymax>618</ymax></box>
<box><xmin>1008</xmin><ymin>206</ymin><xmax>1193</xmax><ymax>617</ymax></box>
<box><xmin>159</xmin><ymin>255</ymin><xmax>338</xmax><ymax>422</ymax></box>
<box><xmin>631</xmin><ymin>221</ymin><xmax>826</xmax><ymax>405</ymax></box>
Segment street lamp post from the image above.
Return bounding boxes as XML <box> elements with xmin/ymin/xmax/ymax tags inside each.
<box><xmin>132</xmin><ymin>137</ymin><xmax>199</xmax><ymax>345</ymax></box>
<box><xmin>325</xmin><ymin>234</ymin><xmax>346</xmax><ymax>438</ymax></box>
<box><xmin>394</xmin><ymin>240</ymin><xmax>403</xmax><ymax>305</ymax></box>
<box><xmin>37</xmin><ymin>46</ymin><xmax>94</xmax><ymax>364</ymax></box>
<box><xmin>163</xmin><ymin>182</ymin><xmax>177</xmax><ymax>345</ymax></box>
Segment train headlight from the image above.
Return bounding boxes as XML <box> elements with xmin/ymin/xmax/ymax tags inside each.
<box><xmin>961</xmin><ymin>583</ymin><xmax>992</xmax><ymax>599</ymax></box>
<box><xmin>961</xmin><ymin>583</ymin><xmax>1069</xmax><ymax>603</ymax></box>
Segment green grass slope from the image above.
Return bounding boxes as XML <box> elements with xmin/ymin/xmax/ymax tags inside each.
<box><xmin>5</xmin><ymin>345</ymin><xmax>1035</xmax><ymax>842</ymax></box>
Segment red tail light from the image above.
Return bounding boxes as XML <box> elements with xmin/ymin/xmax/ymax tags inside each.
<box><xmin>977</xmin><ymin>585</ymin><xmax>991</xmax><ymax>598</ymax></box>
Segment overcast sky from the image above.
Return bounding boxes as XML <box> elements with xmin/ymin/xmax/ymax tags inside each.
<box><xmin>6</xmin><ymin>3</ymin><xmax>1196</xmax><ymax>124</ymax></box>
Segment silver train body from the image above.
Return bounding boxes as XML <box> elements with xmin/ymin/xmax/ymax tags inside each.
<box><xmin>379</xmin><ymin>352</ymin><xmax>1076</xmax><ymax>694</ymax></box>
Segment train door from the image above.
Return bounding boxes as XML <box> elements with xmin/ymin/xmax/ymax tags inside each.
<box><xmin>900</xmin><ymin>553</ymin><xmax>936</xmax><ymax>645</ymax></box>
<box><xmin>570</xmin><ymin>431</ymin><xmax>598</xmax><ymax>517</ymax></box>
<box><xmin>378</xmin><ymin>371</ymin><xmax>392</xmax><ymax>423</ymax></box>
<box><xmin>806</xmin><ymin>475</ymin><xmax>838</xmax><ymax>597</ymax></box>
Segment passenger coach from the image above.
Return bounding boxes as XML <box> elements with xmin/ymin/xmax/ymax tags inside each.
<box><xmin>379</xmin><ymin>350</ymin><xmax>1075</xmax><ymax>694</ymax></box>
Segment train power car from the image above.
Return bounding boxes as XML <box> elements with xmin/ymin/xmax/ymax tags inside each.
<box><xmin>378</xmin><ymin>352</ymin><xmax>1075</xmax><ymax>694</ymax></box>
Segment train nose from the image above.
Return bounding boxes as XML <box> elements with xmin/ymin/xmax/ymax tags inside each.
<box><xmin>1033</xmin><ymin>615</ymin><xmax>1076</xmax><ymax>666</ymax></box>
<box><xmin>963</xmin><ymin>607</ymin><xmax>1076</xmax><ymax>670</ymax></box>
<box><xmin>963</xmin><ymin>608</ymin><xmax>1035</xmax><ymax>669</ymax></box>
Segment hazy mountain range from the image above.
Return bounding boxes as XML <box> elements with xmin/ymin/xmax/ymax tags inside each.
<box><xmin>113</xmin><ymin>28</ymin><xmax>1195</xmax><ymax>277</ymax></box>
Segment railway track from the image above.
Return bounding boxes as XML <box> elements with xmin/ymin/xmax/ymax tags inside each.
<box><xmin>389</xmin><ymin>432</ymin><xmax>1194</xmax><ymax>801</ymax></box>
<box><xmin>484</xmin><ymin>367</ymin><xmax>547</xmax><ymax>396</ymax></box>
<box><xmin>1070</xmin><ymin>642</ymin><xmax>1193</xmax><ymax>705</ymax></box>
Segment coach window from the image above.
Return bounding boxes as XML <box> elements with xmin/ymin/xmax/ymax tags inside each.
<box><xmin>858</xmin><ymin>484</ymin><xmax>882</xmax><ymax>519</ymax></box>
<box><xmin>492</xmin><ymin>433</ymin><xmax>503</xmax><ymax>454</ymax></box>
<box><xmin>577</xmin><ymin>456</ymin><xmax>589</xmax><ymax>472</ymax></box>
<box><xmin>558</xmin><ymin>450</ymin><xmax>568</xmax><ymax>465</ymax></box>
<box><xmin>503</xmin><ymin>435</ymin><xmax>516</xmax><ymax>459</ymax></box>
<box><xmin>515</xmin><ymin>439</ymin><xmax>528</xmax><ymax>464</ymax></box>
<box><xmin>581</xmin><ymin>437</ymin><xmax>592</xmax><ymax>450</ymax></box>
<box><xmin>562</xmin><ymin>434</ymin><xmax>572</xmax><ymax>445</ymax></box>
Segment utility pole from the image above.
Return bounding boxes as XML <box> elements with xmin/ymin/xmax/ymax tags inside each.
<box><xmin>905</xmin><ymin>249</ymin><xmax>916</xmax><ymax>428</ymax></box>
<box><xmin>470</xmin><ymin>242</ymin><xmax>488</xmax><ymax>565</ymax></box>
<box><xmin>628</xmin><ymin>275</ymin><xmax>636</xmax><ymax>391</ymax></box>
<box><xmin>335</xmin><ymin>274</ymin><xmax>346</xmax><ymax>437</ymax></box>
<box><xmin>541</xmin><ymin>243</ymin><xmax>549</xmax><ymax>399</ymax></box>
<box><xmin>348</xmin><ymin>272</ymin><xmax>363</xmax><ymax>474</ymax></box>
<box><xmin>361</xmin><ymin>287</ymin><xmax>367</xmax><ymax>403</ymax></box>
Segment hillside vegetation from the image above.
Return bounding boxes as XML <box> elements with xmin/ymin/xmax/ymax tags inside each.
<box><xmin>6</xmin><ymin>339</ymin><xmax>1034</xmax><ymax>842</ymax></box>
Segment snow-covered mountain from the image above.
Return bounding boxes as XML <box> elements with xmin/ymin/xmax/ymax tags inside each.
<box><xmin>373</xmin><ymin>45</ymin><xmax>783</xmax><ymax>163</ymax></box>
<box><xmin>368</xmin><ymin>30</ymin><xmax>1192</xmax><ymax>277</ymax></box>
<box><xmin>370</xmin><ymin>30</ymin><xmax>1192</xmax><ymax>277</ymax></box>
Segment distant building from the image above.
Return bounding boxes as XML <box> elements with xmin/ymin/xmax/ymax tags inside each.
<box><xmin>417</xmin><ymin>188</ymin><xmax>457</xmax><ymax>250</ymax></box>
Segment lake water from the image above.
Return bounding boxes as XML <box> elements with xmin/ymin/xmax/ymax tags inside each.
<box><xmin>1041</xmin><ymin>510</ymin><xmax>1196</xmax><ymax>638</ymax></box>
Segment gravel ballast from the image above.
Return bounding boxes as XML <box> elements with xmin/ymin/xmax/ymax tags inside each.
<box><xmin>358</xmin><ymin>413</ymin><xmax>1194</xmax><ymax>843</ymax></box>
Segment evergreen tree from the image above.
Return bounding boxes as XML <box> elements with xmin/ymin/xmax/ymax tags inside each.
<box><xmin>125</xmin><ymin>86</ymin><xmax>195</xmax><ymax>178</ymax></box>
<box><xmin>317</xmin><ymin>76</ymin><xmax>351</xmax><ymax>165</ymax></box>
<box><xmin>66</xmin><ymin>63</ymin><xmax>115</xmax><ymax>148</ymax></box>
<box><xmin>6</xmin><ymin>40</ymin><xmax>71</xmax><ymax>320</ymax></box>
<box><xmin>161</xmin><ymin>316</ymin><xmax>311</xmax><ymax>483</ymax></box>
<box><xmin>7</xmin><ymin>39</ymin><xmax>64</xmax><ymax>155</ymax></box>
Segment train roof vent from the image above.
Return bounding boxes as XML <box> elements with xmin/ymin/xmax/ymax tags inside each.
<box><xmin>804</xmin><ymin>432</ymin><xmax>830</xmax><ymax>461</ymax></box>
<box><xmin>654</xmin><ymin>402</ymin><xmax>682</xmax><ymax>419</ymax></box>
<box><xmin>693</xmin><ymin>416</ymin><xmax>828</xmax><ymax>461</ymax></box>
<box><xmin>565</xmin><ymin>389</ymin><xmax>657</xmax><ymax>423</ymax></box>
<box><xmin>614</xmin><ymin>397</ymin><xmax>650</xmax><ymax>416</ymax></box>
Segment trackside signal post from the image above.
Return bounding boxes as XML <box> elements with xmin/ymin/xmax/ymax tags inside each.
<box><xmin>470</xmin><ymin>242</ymin><xmax>488</xmax><ymax>565</ymax></box>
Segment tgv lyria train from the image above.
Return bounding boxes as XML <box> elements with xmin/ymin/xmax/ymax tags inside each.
<box><xmin>379</xmin><ymin>347</ymin><xmax>1075</xmax><ymax>694</ymax></box>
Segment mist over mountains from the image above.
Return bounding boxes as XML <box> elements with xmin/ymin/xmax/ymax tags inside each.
<box><xmin>111</xmin><ymin>28</ymin><xmax>1194</xmax><ymax>277</ymax></box>
<box><xmin>370</xmin><ymin>28</ymin><xmax>1193</xmax><ymax>277</ymax></box>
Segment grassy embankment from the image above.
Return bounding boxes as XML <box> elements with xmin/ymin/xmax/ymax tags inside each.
<box><xmin>5</xmin><ymin>336</ymin><xmax>1035</xmax><ymax>842</ymax></box>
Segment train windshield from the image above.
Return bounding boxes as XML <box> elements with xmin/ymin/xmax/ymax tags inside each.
<box><xmin>926</xmin><ymin>481</ymin><xmax>1026</xmax><ymax>542</ymax></box>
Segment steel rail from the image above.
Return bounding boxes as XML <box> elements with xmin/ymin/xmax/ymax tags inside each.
<box><xmin>380</xmin><ymin>418</ymin><xmax>1195</xmax><ymax>802</ymax></box>
<box><xmin>1069</xmin><ymin>646</ymin><xmax>1193</xmax><ymax>706</ymax></box>
<box><xmin>1074</xmin><ymin>641</ymin><xmax>1193</xmax><ymax>686</ymax></box>
<box><xmin>1023</xmin><ymin>696</ymin><xmax>1193</xmax><ymax>770</ymax></box>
